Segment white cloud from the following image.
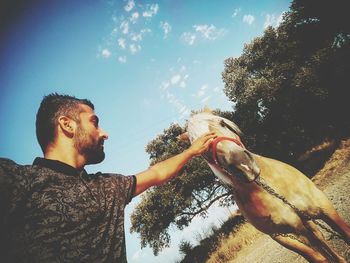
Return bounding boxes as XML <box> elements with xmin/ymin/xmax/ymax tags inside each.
<box><xmin>181</xmin><ymin>24</ymin><xmax>226</xmax><ymax>45</ymax></box>
<box><xmin>124</xmin><ymin>0</ymin><xmax>135</xmax><ymax>12</ymax></box>
<box><xmin>160</xmin><ymin>21</ymin><xmax>172</xmax><ymax>39</ymax></box>
<box><xmin>101</xmin><ymin>48</ymin><xmax>111</xmax><ymax>58</ymax></box>
<box><xmin>143</xmin><ymin>3</ymin><xmax>159</xmax><ymax>18</ymax></box>
<box><xmin>118</xmin><ymin>56</ymin><xmax>127</xmax><ymax>63</ymax></box>
<box><xmin>130</xmin><ymin>43</ymin><xmax>141</xmax><ymax>54</ymax></box>
<box><xmin>129</xmin><ymin>28</ymin><xmax>151</xmax><ymax>44</ymax></box>
<box><xmin>165</xmin><ymin>91</ymin><xmax>191</xmax><ymax>120</ymax></box>
<box><xmin>168</xmin><ymin>69</ymin><xmax>190</xmax><ymax>89</ymax></box>
<box><xmin>197</xmin><ymin>89</ymin><xmax>205</xmax><ymax>97</ymax></box>
<box><xmin>131</xmin><ymin>249</ymin><xmax>141</xmax><ymax>260</ymax></box>
<box><xmin>120</xmin><ymin>20</ymin><xmax>129</xmax><ymax>34</ymax></box>
<box><xmin>179</xmin><ymin>105</ymin><xmax>189</xmax><ymax>115</ymax></box>
<box><xmin>118</xmin><ymin>38</ymin><xmax>126</xmax><ymax>49</ymax></box>
<box><xmin>181</xmin><ymin>32</ymin><xmax>196</xmax><ymax>45</ymax></box>
<box><xmin>196</xmin><ymin>84</ymin><xmax>208</xmax><ymax>97</ymax></box>
<box><xmin>161</xmin><ymin>73</ymin><xmax>188</xmax><ymax>89</ymax></box>
<box><xmin>193</xmin><ymin>24</ymin><xmax>226</xmax><ymax>40</ymax></box>
<box><xmin>213</xmin><ymin>86</ymin><xmax>220</xmax><ymax>93</ymax></box>
<box><xmin>264</xmin><ymin>12</ymin><xmax>284</xmax><ymax>29</ymax></box>
<box><xmin>130</xmin><ymin>12</ymin><xmax>139</xmax><ymax>24</ymax></box>
<box><xmin>141</xmin><ymin>28</ymin><xmax>152</xmax><ymax>34</ymax></box>
<box><xmin>243</xmin><ymin>14</ymin><xmax>255</xmax><ymax>25</ymax></box>
<box><xmin>111</xmin><ymin>26</ymin><xmax>118</xmax><ymax>37</ymax></box>
<box><xmin>158</xmin><ymin>67</ymin><xmax>192</xmax><ymax>120</ymax></box>
<box><xmin>179</xmin><ymin>81</ymin><xmax>186</xmax><ymax>88</ymax></box>
<box><xmin>130</xmin><ymin>33</ymin><xmax>142</xmax><ymax>42</ymax></box>
<box><xmin>232</xmin><ymin>8</ymin><xmax>241</xmax><ymax>18</ymax></box>
<box><xmin>160</xmin><ymin>81</ymin><xmax>170</xmax><ymax>91</ymax></box>
<box><xmin>170</xmin><ymin>75</ymin><xmax>181</xmax><ymax>85</ymax></box>
<box><xmin>99</xmin><ymin>2</ymin><xmax>161</xmax><ymax>59</ymax></box>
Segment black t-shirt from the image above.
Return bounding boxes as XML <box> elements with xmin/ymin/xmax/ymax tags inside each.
<box><xmin>0</xmin><ymin>157</ymin><xmax>136</xmax><ymax>263</ymax></box>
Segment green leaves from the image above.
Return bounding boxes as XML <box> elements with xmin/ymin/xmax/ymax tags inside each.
<box><xmin>222</xmin><ymin>0</ymin><xmax>350</xmax><ymax>161</ymax></box>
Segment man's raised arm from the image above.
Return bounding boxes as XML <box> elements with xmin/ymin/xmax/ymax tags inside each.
<box><xmin>134</xmin><ymin>132</ymin><xmax>216</xmax><ymax>196</ymax></box>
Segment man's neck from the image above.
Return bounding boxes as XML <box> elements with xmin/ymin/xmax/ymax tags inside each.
<box><xmin>45</xmin><ymin>145</ymin><xmax>85</xmax><ymax>169</ymax></box>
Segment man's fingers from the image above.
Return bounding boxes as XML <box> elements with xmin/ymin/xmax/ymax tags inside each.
<box><xmin>202</xmin><ymin>133</ymin><xmax>217</xmax><ymax>149</ymax></box>
<box><xmin>204</xmin><ymin>132</ymin><xmax>216</xmax><ymax>137</ymax></box>
<box><xmin>188</xmin><ymin>132</ymin><xmax>218</xmax><ymax>156</ymax></box>
<box><xmin>204</xmin><ymin>140</ymin><xmax>213</xmax><ymax>148</ymax></box>
<box><xmin>205</xmin><ymin>133</ymin><xmax>217</xmax><ymax>141</ymax></box>
<box><xmin>201</xmin><ymin>132</ymin><xmax>216</xmax><ymax>139</ymax></box>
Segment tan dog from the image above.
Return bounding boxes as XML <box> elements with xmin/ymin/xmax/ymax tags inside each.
<box><xmin>180</xmin><ymin>108</ymin><xmax>350</xmax><ymax>263</ymax></box>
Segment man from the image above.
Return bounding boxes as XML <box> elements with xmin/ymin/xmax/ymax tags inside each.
<box><xmin>0</xmin><ymin>93</ymin><xmax>216</xmax><ymax>262</ymax></box>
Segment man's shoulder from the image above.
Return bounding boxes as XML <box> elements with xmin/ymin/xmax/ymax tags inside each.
<box><xmin>86</xmin><ymin>171</ymin><xmax>135</xmax><ymax>184</ymax></box>
<box><xmin>88</xmin><ymin>171</ymin><xmax>135</xmax><ymax>179</ymax></box>
<box><xmin>0</xmin><ymin>157</ymin><xmax>19</xmax><ymax>167</ymax></box>
<box><xmin>88</xmin><ymin>171</ymin><xmax>129</xmax><ymax>178</ymax></box>
<box><xmin>0</xmin><ymin>158</ymin><xmax>24</xmax><ymax>175</ymax></box>
<box><xmin>87</xmin><ymin>172</ymin><xmax>136</xmax><ymax>203</ymax></box>
<box><xmin>0</xmin><ymin>157</ymin><xmax>57</xmax><ymax>188</ymax></box>
<box><xmin>0</xmin><ymin>158</ymin><xmax>36</xmax><ymax>204</ymax></box>
<box><xmin>0</xmin><ymin>157</ymin><xmax>44</xmax><ymax>173</ymax></box>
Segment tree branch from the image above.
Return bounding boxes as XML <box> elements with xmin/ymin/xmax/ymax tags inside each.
<box><xmin>180</xmin><ymin>192</ymin><xmax>232</xmax><ymax>219</ymax></box>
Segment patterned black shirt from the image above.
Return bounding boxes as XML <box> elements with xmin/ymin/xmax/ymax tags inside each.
<box><xmin>0</xmin><ymin>157</ymin><xmax>136</xmax><ymax>263</ymax></box>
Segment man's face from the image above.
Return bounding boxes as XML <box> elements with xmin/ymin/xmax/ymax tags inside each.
<box><xmin>74</xmin><ymin>104</ymin><xmax>109</xmax><ymax>165</ymax></box>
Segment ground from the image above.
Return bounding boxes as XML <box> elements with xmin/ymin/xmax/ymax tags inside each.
<box><xmin>229</xmin><ymin>139</ymin><xmax>350</xmax><ymax>263</ymax></box>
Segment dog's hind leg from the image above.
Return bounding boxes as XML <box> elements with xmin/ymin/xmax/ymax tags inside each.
<box><xmin>305</xmin><ymin>220</ymin><xmax>346</xmax><ymax>263</ymax></box>
<box><xmin>272</xmin><ymin>233</ymin><xmax>327</xmax><ymax>263</ymax></box>
<box><xmin>320</xmin><ymin>206</ymin><xmax>350</xmax><ymax>244</ymax></box>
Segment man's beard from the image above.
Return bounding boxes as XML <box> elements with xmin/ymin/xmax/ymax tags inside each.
<box><xmin>74</xmin><ymin>125</ymin><xmax>105</xmax><ymax>165</ymax></box>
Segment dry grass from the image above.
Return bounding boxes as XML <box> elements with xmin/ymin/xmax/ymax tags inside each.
<box><xmin>298</xmin><ymin>139</ymin><xmax>336</xmax><ymax>162</ymax></box>
<box><xmin>296</xmin><ymin>139</ymin><xmax>338</xmax><ymax>177</ymax></box>
<box><xmin>206</xmin><ymin>222</ymin><xmax>262</xmax><ymax>263</ymax></box>
<box><xmin>312</xmin><ymin>138</ymin><xmax>350</xmax><ymax>189</ymax></box>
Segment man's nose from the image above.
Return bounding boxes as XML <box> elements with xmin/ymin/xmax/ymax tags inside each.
<box><xmin>100</xmin><ymin>129</ymin><xmax>109</xmax><ymax>140</ymax></box>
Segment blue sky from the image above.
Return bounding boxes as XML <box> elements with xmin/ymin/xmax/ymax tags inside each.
<box><xmin>0</xmin><ymin>0</ymin><xmax>290</xmax><ymax>262</ymax></box>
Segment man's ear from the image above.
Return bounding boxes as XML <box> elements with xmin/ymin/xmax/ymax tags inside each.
<box><xmin>58</xmin><ymin>116</ymin><xmax>76</xmax><ymax>137</ymax></box>
<box><xmin>177</xmin><ymin>132</ymin><xmax>190</xmax><ymax>142</ymax></box>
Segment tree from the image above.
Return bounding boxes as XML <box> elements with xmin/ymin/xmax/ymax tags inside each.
<box><xmin>130</xmin><ymin>122</ymin><xmax>234</xmax><ymax>255</ymax></box>
<box><xmin>222</xmin><ymin>0</ymin><xmax>350</xmax><ymax>163</ymax></box>
<box><xmin>179</xmin><ymin>240</ymin><xmax>193</xmax><ymax>256</ymax></box>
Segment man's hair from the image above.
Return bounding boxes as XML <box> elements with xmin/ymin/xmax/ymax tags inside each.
<box><xmin>36</xmin><ymin>93</ymin><xmax>94</xmax><ymax>153</ymax></box>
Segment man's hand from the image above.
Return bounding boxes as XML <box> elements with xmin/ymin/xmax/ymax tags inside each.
<box><xmin>187</xmin><ymin>132</ymin><xmax>217</xmax><ymax>157</ymax></box>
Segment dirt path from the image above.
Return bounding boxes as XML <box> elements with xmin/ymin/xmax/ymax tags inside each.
<box><xmin>230</xmin><ymin>140</ymin><xmax>350</xmax><ymax>263</ymax></box>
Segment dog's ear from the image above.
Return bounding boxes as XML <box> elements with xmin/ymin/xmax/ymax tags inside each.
<box><xmin>177</xmin><ymin>132</ymin><xmax>190</xmax><ymax>141</ymax></box>
<box><xmin>202</xmin><ymin>105</ymin><xmax>212</xmax><ymax>113</ymax></box>
<box><xmin>221</xmin><ymin>119</ymin><xmax>243</xmax><ymax>136</ymax></box>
